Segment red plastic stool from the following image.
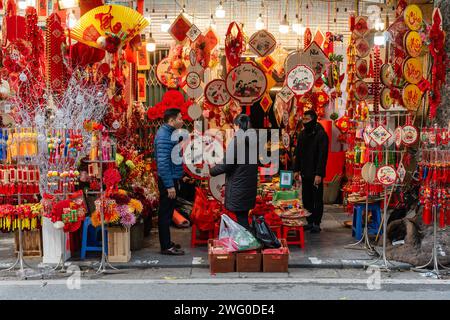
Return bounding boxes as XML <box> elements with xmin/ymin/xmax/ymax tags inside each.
<box><xmin>191</xmin><ymin>224</ymin><xmax>214</xmax><ymax>248</ymax></box>
<box><xmin>269</xmin><ymin>225</ymin><xmax>282</xmax><ymax>239</ymax></box>
<box><xmin>281</xmin><ymin>225</ymin><xmax>305</xmax><ymax>248</ymax></box>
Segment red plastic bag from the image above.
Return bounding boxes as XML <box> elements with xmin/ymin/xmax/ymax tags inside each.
<box><xmin>190</xmin><ymin>187</ymin><xmax>215</xmax><ymax>231</ymax></box>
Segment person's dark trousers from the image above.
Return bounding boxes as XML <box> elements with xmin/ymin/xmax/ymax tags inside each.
<box><xmin>301</xmin><ymin>177</ymin><xmax>324</xmax><ymax>225</ymax></box>
<box><xmin>158</xmin><ymin>178</ymin><xmax>180</xmax><ymax>250</ymax></box>
<box><xmin>235</xmin><ymin>210</ymin><xmax>250</xmax><ymax>230</ymax></box>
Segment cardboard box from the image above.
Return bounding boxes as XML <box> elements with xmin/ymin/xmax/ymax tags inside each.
<box><xmin>208</xmin><ymin>239</ymin><xmax>236</xmax><ymax>273</ymax></box>
<box><xmin>262</xmin><ymin>239</ymin><xmax>289</xmax><ymax>272</ymax></box>
<box><xmin>236</xmin><ymin>250</ymin><xmax>262</xmax><ymax>272</ymax></box>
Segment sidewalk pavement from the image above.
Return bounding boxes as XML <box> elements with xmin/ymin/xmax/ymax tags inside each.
<box><xmin>0</xmin><ymin>205</ymin><xmax>412</xmax><ymax>271</ymax></box>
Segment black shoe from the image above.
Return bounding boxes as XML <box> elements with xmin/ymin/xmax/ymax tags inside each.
<box><xmin>171</xmin><ymin>242</ymin><xmax>182</xmax><ymax>249</ymax></box>
<box><xmin>161</xmin><ymin>246</ymin><xmax>185</xmax><ymax>255</ymax></box>
<box><xmin>310</xmin><ymin>224</ymin><xmax>322</xmax><ymax>233</ymax></box>
<box><xmin>303</xmin><ymin>223</ymin><xmax>314</xmax><ymax>231</ymax></box>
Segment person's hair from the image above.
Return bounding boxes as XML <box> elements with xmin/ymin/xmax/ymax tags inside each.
<box><xmin>163</xmin><ymin>108</ymin><xmax>181</xmax><ymax>123</ymax></box>
<box><xmin>233</xmin><ymin>114</ymin><xmax>251</xmax><ymax>131</ymax></box>
<box><xmin>303</xmin><ymin>109</ymin><xmax>318</xmax><ymax>121</ymax></box>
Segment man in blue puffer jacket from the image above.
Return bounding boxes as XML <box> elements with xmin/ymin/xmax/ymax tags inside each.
<box><xmin>155</xmin><ymin>108</ymin><xmax>185</xmax><ymax>255</ymax></box>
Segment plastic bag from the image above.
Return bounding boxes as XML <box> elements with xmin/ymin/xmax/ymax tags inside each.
<box><xmin>219</xmin><ymin>214</ymin><xmax>260</xmax><ymax>252</ymax></box>
<box><xmin>252</xmin><ymin>215</ymin><xmax>281</xmax><ymax>249</ymax></box>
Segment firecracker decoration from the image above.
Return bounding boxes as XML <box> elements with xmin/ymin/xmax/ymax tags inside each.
<box><xmin>46</xmin><ymin>13</ymin><xmax>67</xmax><ymax>96</ymax></box>
<box><xmin>0</xmin><ymin>203</ymin><xmax>43</xmax><ymax>233</ymax></box>
<box><xmin>428</xmin><ymin>8</ymin><xmax>447</xmax><ymax>120</ymax></box>
<box><xmin>345</xmin><ymin>35</ymin><xmax>357</xmax><ymax>118</ymax></box>
<box><xmin>304</xmin><ymin>28</ymin><xmax>312</xmax><ymax>48</ymax></box>
<box><xmin>372</xmin><ymin>46</ymin><xmax>381</xmax><ymax>114</ymax></box>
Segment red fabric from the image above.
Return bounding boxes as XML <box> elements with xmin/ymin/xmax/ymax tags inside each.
<box><xmin>190</xmin><ymin>187</ymin><xmax>215</xmax><ymax>231</ymax></box>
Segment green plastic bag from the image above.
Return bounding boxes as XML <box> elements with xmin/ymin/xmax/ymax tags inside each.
<box><xmin>219</xmin><ymin>214</ymin><xmax>261</xmax><ymax>252</ymax></box>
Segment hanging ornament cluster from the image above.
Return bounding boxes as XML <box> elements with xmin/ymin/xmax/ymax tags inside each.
<box><xmin>0</xmin><ymin>203</ymin><xmax>43</xmax><ymax>233</ymax></box>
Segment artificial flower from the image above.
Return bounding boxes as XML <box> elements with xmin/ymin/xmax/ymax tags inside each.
<box><xmin>91</xmin><ymin>211</ymin><xmax>101</xmax><ymax>227</ymax></box>
<box><xmin>120</xmin><ymin>211</ymin><xmax>136</xmax><ymax>228</ymax></box>
<box><xmin>116</xmin><ymin>153</ymin><xmax>124</xmax><ymax>165</ymax></box>
<box><xmin>125</xmin><ymin>160</ymin><xmax>135</xmax><ymax>169</ymax></box>
<box><xmin>128</xmin><ymin>199</ymin><xmax>143</xmax><ymax>214</ymax></box>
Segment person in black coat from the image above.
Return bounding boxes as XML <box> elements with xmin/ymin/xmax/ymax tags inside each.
<box><xmin>210</xmin><ymin>114</ymin><xmax>258</xmax><ymax>230</ymax></box>
<box><xmin>294</xmin><ymin>109</ymin><xmax>329</xmax><ymax>233</ymax></box>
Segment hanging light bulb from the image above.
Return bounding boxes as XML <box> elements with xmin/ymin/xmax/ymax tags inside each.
<box><xmin>146</xmin><ymin>33</ymin><xmax>156</xmax><ymax>52</ymax></box>
<box><xmin>255</xmin><ymin>13</ymin><xmax>265</xmax><ymax>30</ymax></box>
<box><xmin>279</xmin><ymin>14</ymin><xmax>289</xmax><ymax>34</ymax></box>
<box><xmin>209</xmin><ymin>14</ymin><xmax>217</xmax><ymax>30</ymax></box>
<box><xmin>215</xmin><ymin>1</ymin><xmax>225</xmax><ymax>19</ymax></box>
<box><xmin>374</xmin><ymin>18</ymin><xmax>385</xmax><ymax>31</ymax></box>
<box><xmin>18</xmin><ymin>0</ymin><xmax>34</xmax><ymax>10</ymax></box>
<box><xmin>66</xmin><ymin>10</ymin><xmax>78</xmax><ymax>29</ymax></box>
<box><xmin>374</xmin><ymin>31</ymin><xmax>385</xmax><ymax>46</ymax></box>
<box><xmin>161</xmin><ymin>14</ymin><xmax>170</xmax><ymax>32</ymax></box>
<box><xmin>292</xmin><ymin>15</ymin><xmax>305</xmax><ymax>35</ymax></box>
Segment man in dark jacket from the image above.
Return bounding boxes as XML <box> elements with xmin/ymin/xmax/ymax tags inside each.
<box><xmin>155</xmin><ymin>108</ymin><xmax>185</xmax><ymax>255</ymax></box>
<box><xmin>294</xmin><ymin>109</ymin><xmax>329</xmax><ymax>233</ymax></box>
<box><xmin>210</xmin><ymin>114</ymin><xmax>258</xmax><ymax>230</ymax></box>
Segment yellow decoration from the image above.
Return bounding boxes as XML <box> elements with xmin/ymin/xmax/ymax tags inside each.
<box><xmin>404</xmin><ymin>4</ymin><xmax>423</xmax><ymax>31</ymax></box>
<box><xmin>69</xmin><ymin>4</ymin><xmax>149</xmax><ymax>50</ymax></box>
<box><xmin>402</xmin><ymin>84</ymin><xmax>423</xmax><ymax>111</ymax></box>
<box><xmin>404</xmin><ymin>31</ymin><xmax>423</xmax><ymax>58</ymax></box>
<box><xmin>128</xmin><ymin>199</ymin><xmax>143</xmax><ymax>214</ymax></box>
<box><xmin>403</xmin><ymin>57</ymin><xmax>423</xmax><ymax>84</ymax></box>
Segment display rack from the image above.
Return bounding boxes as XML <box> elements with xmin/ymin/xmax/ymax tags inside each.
<box><xmin>83</xmin><ymin>130</ymin><xmax>119</xmax><ymax>274</ymax></box>
<box><xmin>0</xmin><ymin>162</ymin><xmax>42</xmax><ymax>278</ymax></box>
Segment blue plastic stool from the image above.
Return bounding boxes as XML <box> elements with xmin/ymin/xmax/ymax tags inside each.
<box><xmin>80</xmin><ymin>216</ymin><xmax>108</xmax><ymax>259</ymax></box>
<box><xmin>352</xmin><ymin>202</ymin><xmax>382</xmax><ymax>241</ymax></box>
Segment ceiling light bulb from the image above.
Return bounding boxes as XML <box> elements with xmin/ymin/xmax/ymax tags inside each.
<box><xmin>161</xmin><ymin>15</ymin><xmax>170</xmax><ymax>32</ymax></box>
<box><xmin>374</xmin><ymin>31</ymin><xmax>385</xmax><ymax>46</ymax></box>
<box><xmin>279</xmin><ymin>14</ymin><xmax>289</xmax><ymax>34</ymax></box>
<box><xmin>292</xmin><ymin>15</ymin><xmax>305</xmax><ymax>35</ymax></box>
<box><xmin>146</xmin><ymin>33</ymin><xmax>156</xmax><ymax>52</ymax></box>
<box><xmin>255</xmin><ymin>14</ymin><xmax>264</xmax><ymax>30</ymax></box>
<box><xmin>215</xmin><ymin>1</ymin><xmax>225</xmax><ymax>18</ymax></box>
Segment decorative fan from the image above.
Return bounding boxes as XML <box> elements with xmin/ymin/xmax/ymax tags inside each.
<box><xmin>69</xmin><ymin>4</ymin><xmax>149</xmax><ymax>53</ymax></box>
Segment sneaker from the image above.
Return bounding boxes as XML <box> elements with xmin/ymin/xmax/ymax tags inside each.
<box><xmin>310</xmin><ymin>224</ymin><xmax>322</xmax><ymax>233</ymax></box>
<box><xmin>161</xmin><ymin>246</ymin><xmax>185</xmax><ymax>255</ymax></box>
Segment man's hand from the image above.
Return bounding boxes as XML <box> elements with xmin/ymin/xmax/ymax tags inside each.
<box><xmin>314</xmin><ymin>175</ymin><xmax>322</xmax><ymax>186</ymax></box>
<box><xmin>167</xmin><ymin>187</ymin><xmax>176</xmax><ymax>199</ymax></box>
<box><xmin>182</xmin><ymin>176</ymin><xmax>190</xmax><ymax>183</ymax></box>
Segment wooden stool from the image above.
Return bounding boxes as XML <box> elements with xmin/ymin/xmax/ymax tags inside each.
<box><xmin>281</xmin><ymin>225</ymin><xmax>305</xmax><ymax>248</ymax></box>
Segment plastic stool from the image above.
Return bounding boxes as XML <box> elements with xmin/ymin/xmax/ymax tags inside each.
<box><xmin>269</xmin><ymin>225</ymin><xmax>282</xmax><ymax>239</ymax></box>
<box><xmin>352</xmin><ymin>202</ymin><xmax>382</xmax><ymax>241</ymax></box>
<box><xmin>80</xmin><ymin>216</ymin><xmax>107</xmax><ymax>260</ymax></box>
<box><xmin>281</xmin><ymin>225</ymin><xmax>305</xmax><ymax>248</ymax></box>
<box><xmin>191</xmin><ymin>224</ymin><xmax>214</xmax><ymax>248</ymax></box>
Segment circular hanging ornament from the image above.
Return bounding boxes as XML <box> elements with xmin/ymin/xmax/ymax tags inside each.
<box><xmin>404</xmin><ymin>31</ymin><xmax>423</xmax><ymax>58</ymax></box>
<box><xmin>402</xmin><ymin>84</ymin><xmax>422</xmax><ymax>111</ymax></box>
<box><xmin>403</xmin><ymin>57</ymin><xmax>423</xmax><ymax>84</ymax></box>
<box><xmin>226</xmin><ymin>62</ymin><xmax>267</xmax><ymax>105</ymax></box>
<box><xmin>376</xmin><ymin>165</ymin><xmax>397</xmax><ymax>186</ymax></box>
<box><xmin>189</xmin><ymin>49</ymin><xmax>197</xmax><ymax>66</ymax></box>
<box><xmin>404</xmin><ymin>4</ymin><xmax>423</xmax><ymax>31</ymax></box>
<box><xmin>380</xmin><ymin>64</ymin><xmax>395</xmax><ymax>87</ymax></box>
<box><xmin>355</xmin><ymin>38</ymin><xmax>370</xmax><ymax>58</ymax></box>
<box><xmin>402</xmin><ymin>125</ymin><xmax>419</xmax><ymax>145</ymax></box>
<box><xmin>355</xmin><ymin>80</ymin><xmax>369</xmax><ymax>100</ymax></box>
<box><xmin>156</xmin><ymin>57</ymin><xmax>179</xmax><ymax>88</ymax></box>
<box><xmin>188</xmin><ymin>102</ymin><xmax>202</xmax><ymax>120</ymax></box>
<box><xmin>394</xmin><ymin>126</ymin><xmax>403</xmax><ymax>148</ymax></box>
<box><xmin>186</xmin><ymin>71</ymin><xmax>201</xmax><ymax>89</ymax></box>
<box><xmin>354</xmin><ymin>16</ymin><xmax>369</xmax><ymax>38</ymax></box>
<box><xmin>282</xmin><ymin>131</ymin><xmax>290</xmax><ymax>149</ymax></box>
<box><xmin>286</xmin><ymin>64</ymin><xmax>315</xmax><ymax>96</ymax></box>
<box><xmin>209</xmin><ymin>174</ymin><xmax>225</xmax><ymax>203</ymax></box>
<box><xmin>204</xmin><ymin>79</ymin><xmax>231</xmax><ymax>107</ymax></box>
<box><xmin>380</xmin><ymin>87</ymin><xmax>393</xmax><ymax>110</ymax></box>
<box><xmin>362</xmin><ymin>162</ymin><xmax>376</xmax><ymax>183</ymax></box>
<box><xmin>356</xmin><ymin>59</ymin><xmax>368</xmax><ymax>79</ymax></box>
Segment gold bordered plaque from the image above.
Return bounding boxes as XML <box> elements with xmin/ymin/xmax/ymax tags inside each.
<box><xmin>404</xmin><ymin>4</ymin><xmax>423</xmax><ymax>31</ymax></box>
<box><xmin>404</xmin><ymin>31</ymin><xmax>423</xmax><ymax>58</ymax></box>
<box><xmin>402</xmin><ymin>83</ymin><xmax>422</xmax><ymax>111</ymax></box>
<box><xmin>403</xmin><ymin>57</ymin><xmax>423</xmax><ymax>84</ymax></box>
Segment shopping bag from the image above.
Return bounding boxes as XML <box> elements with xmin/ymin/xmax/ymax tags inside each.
<box><xmin>252</xmin><ymin>215</ymin><xmax>281</xmax><ymax>249</ymax></box>
<box><xmin>219</xmin><ymin>214</ymin><xmax>261</xmax><ymax>252</ymax></box>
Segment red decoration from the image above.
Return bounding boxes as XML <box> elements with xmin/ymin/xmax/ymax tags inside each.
<box><xmin>225</xmin><ymin>22</ymin><xmax>245</xmax><ymax>68</ymax></box>
<box><xmin>147</xmin><ymin>90</ymin><xmax>193</xmax><ymax>121</ymax></box>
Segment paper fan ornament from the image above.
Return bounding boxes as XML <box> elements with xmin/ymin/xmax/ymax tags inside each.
<box><xmin>69</xmin><ymin>5</ymin><xmax>149</xmax><ymax>53</ymax></box>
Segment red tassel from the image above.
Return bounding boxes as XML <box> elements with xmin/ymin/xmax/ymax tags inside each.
<box><xmin>423</xmin><ymin>203</ymin><xmax>432</xmax><ymax>225</ymax></box>
<box><xmin>439</xmin><ymin>205</ymin><xmax>445</xmax><ymax>228</ymax></box>
<box><xmin>369</xmin><ymin>54</ymin><xmax>374</xmax><ymax>78</ymax></box>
